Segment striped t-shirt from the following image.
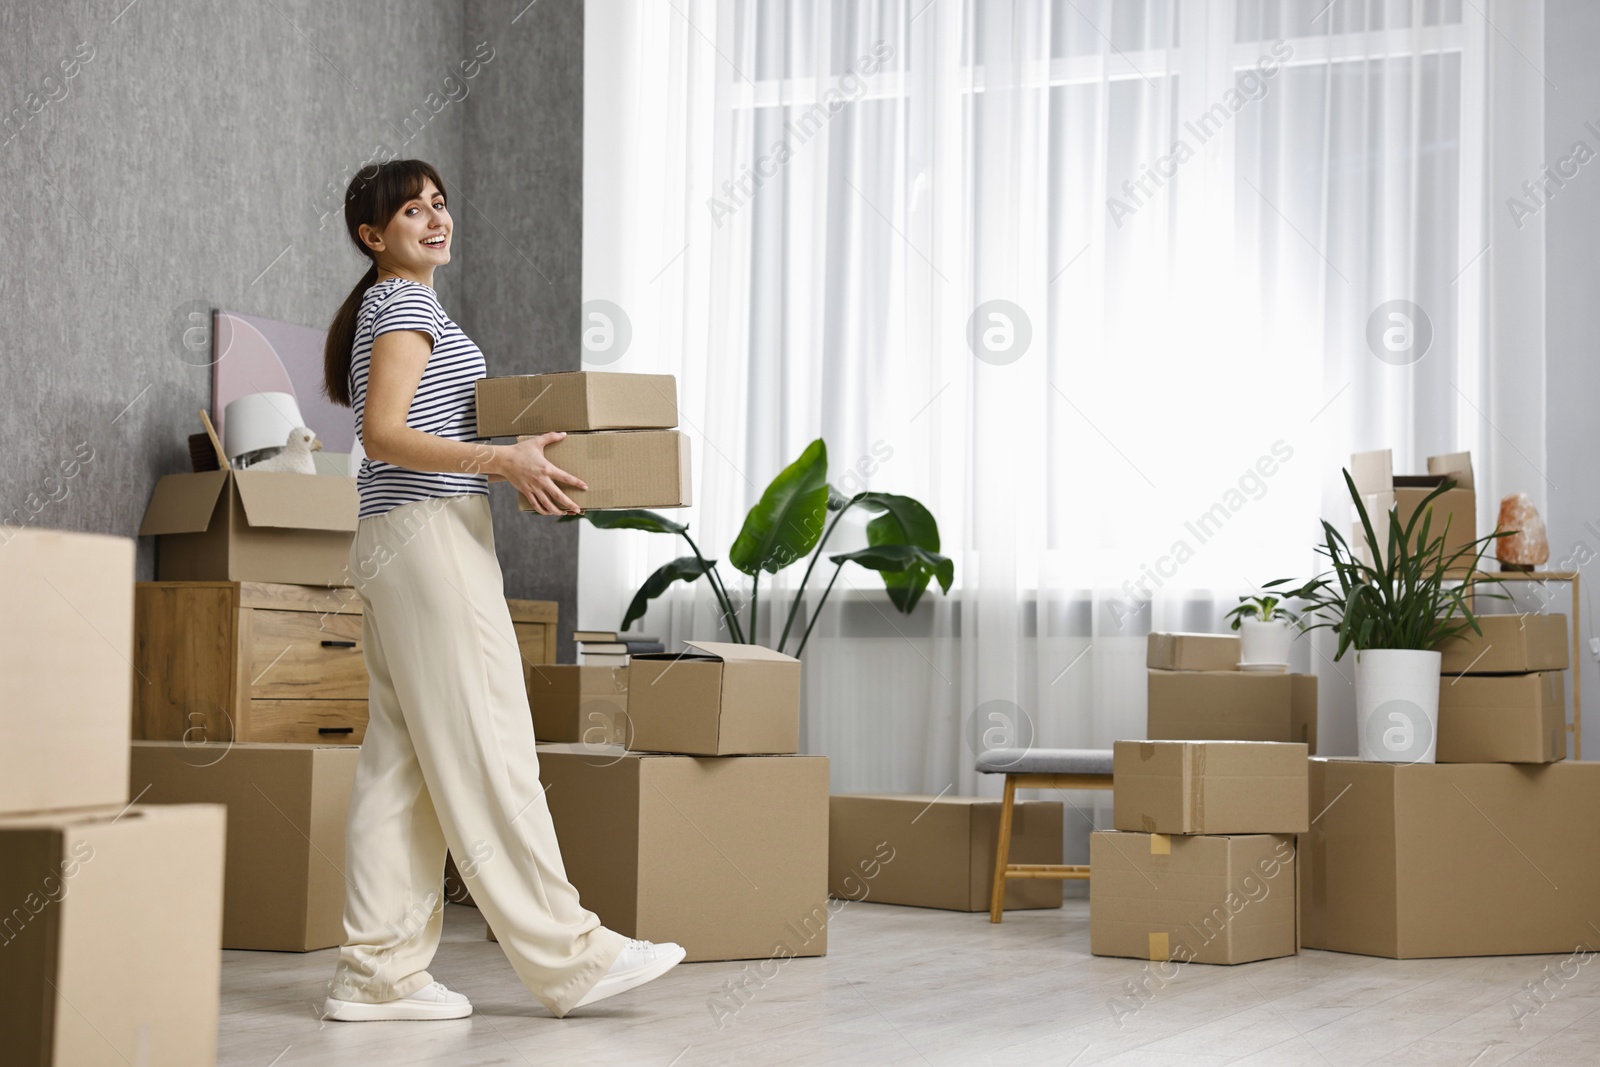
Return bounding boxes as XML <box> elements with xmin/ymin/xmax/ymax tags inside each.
<box><xmin>349</xmin><ymin>278</ymin><xmax>489</xmax><ymax>518</ymax></box>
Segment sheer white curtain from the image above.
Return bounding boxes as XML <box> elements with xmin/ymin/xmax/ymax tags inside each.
<box><xmin>581</xmin><ymin>0</ymin><xmax>1545</xmax><ymax>812</ymax></box>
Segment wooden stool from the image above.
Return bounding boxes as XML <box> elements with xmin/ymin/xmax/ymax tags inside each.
<box><xmin>977</xmin><ymin>747</ymin><xmax>1114</xmax><ymax>924</ymax></box>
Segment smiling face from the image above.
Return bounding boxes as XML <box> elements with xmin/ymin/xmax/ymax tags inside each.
<box><xmin>358</xmin><ymin>180</ymin><xmax>451</xmax><ymax>283</ymax></box>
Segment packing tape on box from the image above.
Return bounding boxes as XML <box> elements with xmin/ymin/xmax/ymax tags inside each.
<box><xmin>1148</xmin><ymin>932</ymin><xmax>1170</xmax><ymax>961</ymax></box>
<box><xmin>1191</xmin><ymin>745</ymin><xmax>1206</xmax><ymax>832</ymax></box>
<box><xmin>1149</xmin><ymin>833</ymin><xmax>1170</xmax><ymax>855</ymax></box>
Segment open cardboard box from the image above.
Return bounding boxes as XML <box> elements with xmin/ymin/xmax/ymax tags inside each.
<box><xmin>627</xmin><ymin>640</ymin><xmax>800</xmax><ymax>755</ymax></box>
<box><xmin>476</xmin><ymin>372</ymin><xmax>678</xmax><ymax>437</ymax></box>
<box><xmin>138</xmin><ymin>469</ymin><xmax>357</xmax><ymax>586</ymax></box>
<box><xmin>1350</xmin><ymin>449</ymin><xmax>1477</xmax><ymax>575</ymax></box>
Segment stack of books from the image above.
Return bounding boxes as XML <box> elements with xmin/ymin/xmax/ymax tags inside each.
<box><xmin>574</xmin><ymin>629</ymin><xmax>666</xmax><ymax>665</ymax></box>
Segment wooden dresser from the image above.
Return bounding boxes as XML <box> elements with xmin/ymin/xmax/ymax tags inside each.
<box><xmin>133</xmin><ymin>582</ymin><xmax>558</xmax><ymax>744</ymax></box>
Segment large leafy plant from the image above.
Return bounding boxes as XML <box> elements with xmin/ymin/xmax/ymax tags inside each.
<box><xmin>1283</xmin><ymin>469</ymin><xmax>1506</xmax><ymax>659</ymax></box>
<box><xmin>562</xmin><ymin>438</ymin><xmax>953</xmax><ymax>656</ymax></box>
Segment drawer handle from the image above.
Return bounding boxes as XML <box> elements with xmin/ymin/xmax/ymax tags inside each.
<box><xmin>318</xmin><ymin>726</ymin><xmax>355</xmax><ymax>735</ymax></box>
<box><xmin>320</xmin><ymin>640</ymin><xmax>358</xmax><ymax>648</ymax></box>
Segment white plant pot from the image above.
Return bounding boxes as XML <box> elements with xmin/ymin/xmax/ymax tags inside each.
<box><xmin>1354</xmin><ymin>649</ymin><xmax>1441</xmax><ymax>764</ymax></box>
<box><xmin>1238</xmin><ymin>618</ymin><xmax>1294</xmax><ymax>670</ymax></box>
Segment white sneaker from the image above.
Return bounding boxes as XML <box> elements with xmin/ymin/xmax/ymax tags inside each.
<box><xmin>572</xmin><ymin>939</ymin><xmax>687</xmax><ymax>1010</ymax></box>
<box><xmin>324</xmin><ymin>981</ymin><xmax>473</xmax><ymax>1021</ymax></box>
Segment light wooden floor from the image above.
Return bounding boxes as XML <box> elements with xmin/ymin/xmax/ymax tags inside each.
<box><xmin>219</xmin><ymin>901</ymin><xmax>1600</xmax><ymax>1066</ymax></box>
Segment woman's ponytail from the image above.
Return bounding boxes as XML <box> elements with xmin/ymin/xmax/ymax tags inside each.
<box><xmin>320</xmin><ymin>159</ymin><xmax>447</xmax><ymax>407</ymax></box>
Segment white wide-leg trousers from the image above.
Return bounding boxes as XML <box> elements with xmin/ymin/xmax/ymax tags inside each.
<box><xmin>328</xmin><ymin>493</ymin><xmax>624</xmax><ymax>1017</ymax></box>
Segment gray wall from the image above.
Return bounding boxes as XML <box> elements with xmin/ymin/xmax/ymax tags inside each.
<box><xmin>1545</xmin><ymin>0</ymin><xmax>1600</xmax><ymax>758</ymax></box>
<box><xmin>463</xmin><ymin>0</ymin><xmax>587</xmax><ymax>665</ymax></box>
<box><xmin>0</xmin><ymin>0</ymin><xmax>582</xmax><ymax>652</ymax></box>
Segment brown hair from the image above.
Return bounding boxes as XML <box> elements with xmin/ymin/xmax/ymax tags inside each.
<box><xmin>322</xmin><ymin>159</ymin><xmax>447</xmax><ymax>406</ymax></box>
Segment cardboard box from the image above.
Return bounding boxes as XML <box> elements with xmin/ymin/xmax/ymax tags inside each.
<box><xmin>129</xmin><ymin>741</ymin><xmax>358</xmax><ymax>951</ymax></box>
<box><xmin>1351</xmin><ymin>449</ymin><xmax>1477</xmax><ymax>575</ymax></box>
<box><xmin>138</xmin><ymin>469</ymin><xmax>357</xmax><ymax>586</ymax></box>
<box><xmin>516</xmin><ymin>430</ymin><xmax>692</xmax><ymax>511</ymax></box>
<box><xmin>527</xmin><ymin>744</ymin><xmax>829</xmax><ymax>962</ymax></box>
<box><xmin>627</xmin><ymin>641</ymin><xmax>800</xmax><ymax>755</ymax></box>
<box><xmin>1089</xmin><ymin>831</ymin><xmax>1297</xmax><ymax>965</ymax></box>
<box><xmin>1303</xmin><ymin>759</ymin><xmax>1600</xmax><ymax>958</ymax></box>
<box><xmin>1113</xmin><ymin>741</ymin><xmax>1309</xmax><ymax>835</ymax></box>
<box><xmin>1147</xmin><ymin>632</ymin><xmax>1241</xmax><ymax>672</ymax></box>
<box><xmin>527</xmin><ymin>665</ymin><xmax>629</xmax><ymax>744</ymax></box>
<box><xmin>827</xmin><ymin>794</ymin><xmax>1064</xmax><ymax>912</ymax></box>
<box><xmin>1437</xmin><ymin>672</ymin><xmax>1566</xmax><ymax>763</ymax></box>
<box><xmin>476</xmin><ymin>372</ymin><xmax>678</xmax><ymax>436</ymax></box>
<box><xmin>0</xmin><ymin>803</ymin><xmax>225</xmax><ymax>1067</ymax></box>
<box><xmin>1147</xmin><ymin>670</ymin><xmax>1318</xmax><ymax>753</ymax></box>
<box><xmin>1437</xmin><ymin>612</ymin><xmax>1569</xmax><ymax>674</ymax></box>
<box><xmin>1</xmin><ymin>527</ymin><xmax>133</xmax><ymax>817</ymax></box>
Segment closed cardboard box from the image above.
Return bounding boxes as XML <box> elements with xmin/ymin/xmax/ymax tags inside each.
<box><xmin>627</xmin><ymin>640</ymin><xmax>800</xmax><ymax>755</ymax></box>
<box><xmin>827</xmin><ymin>794</ymin><xmax>1064</xmax><ymax>912</ymax></box>
<box><xmin>1302</xmin><ymin>759</ymin><xmax>1600</xmax><ymax>958</ymax></box>
<box><xmin>0</xmin><ymin>803</ymin><xmax>225</xmax><ymax>1067</ymax></box>
<box><xmin>129</xmin><ymin>741</ymin><xmax>359</xmax><ymax>951</ymax></box>
<box><xmin>1436</xmin><ymin>613</ymin><xmax>1569</xmax><ymax>674</ymax></box>
<box><xmin>527</xmin><ymin>664</ymin><xmax>628</xmax><ymax>744</ymax></box>
<box><xmin>1147</xmin><ymin>670</ymin><xmax>1318</xmax><ymax>753</ymax></box>
<box><xmin>525</xmin><ymin>744</ymin><xmax>829</xmax><ymax>962</ymax></box>
<box><xmin>1147</xmin><ymin>632</ymin><xmax>1240</xmax><ymax>672</ymax></box>
<box><xmin>1437</xmin><ymin>672</ymin><xmax>1566</xmax><ymax>763</ymax></box>
<box><xmin>1113</xmin><ymin>741</ymin><xmax>1308</xmax><ymax>835</ymax></box>
<box><xmin>516</xmin><ymin>430</ymin><xmax>692</xmax><ymax>511</ymax></box>
<box><xmin>476</xmin><ymin>372</ymin><xmax>678</xmax><ymax>436</ymax></box>
<box><xmin>1</xmin><ymin>527</ymin><xmax>133</xmax><ymax>817</ymax></box>
<box><xmin>1089</xmin><ymin>831</ymin><xmax>1297</xmax><ymax>965</ymax></box>
<box><xmin>138</xmin><ymin>469</ymin><xmax>357</xmax><ymax>586</ymax></box>
<box><xmin>1351</xmin><ymin>450</ymin><xmax>1477</xmax><ymax>576</ymax></box>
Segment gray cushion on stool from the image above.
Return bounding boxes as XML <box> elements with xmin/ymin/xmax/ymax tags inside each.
<box><xmin>975</xmin><ymin>747</ymin><xmax>1114</xmax><ymax>776</ymax></box>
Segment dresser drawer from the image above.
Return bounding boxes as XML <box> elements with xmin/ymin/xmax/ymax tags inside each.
<box><xmin>248</xmin><ymin>609</ymin><xmax>368</xmax><ymax>700</ymax></box>
<box><xmin>246</xmin><ymin>699</ymin><xmax>369</xmax><ymax>744</ymax></box>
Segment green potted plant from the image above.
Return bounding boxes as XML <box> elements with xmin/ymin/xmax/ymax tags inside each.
<box><xmin>1225</xmin><ymin>582</ymin><xmax>1305</xmax><ymax>672</ymax></box>
<box><xmin>562</xmin><ymin>438</ymin><xmax>953</xmax><ymax>655</ymax></box>
<box><xmin>1285</xmin><ymin>469</ymin><xmax>1505</xmax><ymax>763</ymax></box>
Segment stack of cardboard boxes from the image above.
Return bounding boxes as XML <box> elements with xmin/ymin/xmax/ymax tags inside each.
<box><xmin>0</xmin><ymin>528</ymin><xmax>226</xmax><ymax>1065</ymax></box>
<box><xmin>1091</xmin><ymin>740</ymin><xmax>1308</xmax><ymax>965</ymax></box>
<box><xmin>1302</xmin><ymin>611</ymin><xmax>1594</xmax><ymax>958</ymax></box>
<box><xmin>1146</xmin><ymin>632</ymin><xmax>1318</xmax><ymax>750</ymax></box>
<box><xmin>474</xmin><ymin>371</ymin><xmax>692</xmax><ymax>511</ymax></box>
<box><xmin>496</xmin><ymin>641</ymin><xmax>830</xmax><ymax>963</ymax></box>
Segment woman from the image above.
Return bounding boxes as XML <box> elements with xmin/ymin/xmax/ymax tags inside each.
<box><xmin>318</xmin><ymin>158</ymin><xmax>683</xmax><ymax>1021</ymax></box>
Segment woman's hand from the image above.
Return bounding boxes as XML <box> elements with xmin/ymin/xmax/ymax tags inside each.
<box><xmin>497</xmin><ymin>433</ymin><xmax>588</xmax><ymax>515</ymax></box>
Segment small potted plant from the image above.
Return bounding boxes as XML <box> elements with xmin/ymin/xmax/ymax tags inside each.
<box><xmin>1289</xmin><ymin>469</ymin><xmax>1505</xmax><ymax>764</ymax></box>
<box><xmin>1225</xmin><ymin>582</ymin><xmax>1304</xmax><ymax>672</ymax></box>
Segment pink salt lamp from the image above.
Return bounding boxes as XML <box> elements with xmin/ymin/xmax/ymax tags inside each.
<box><xmin>1496</xmin><ymin>493</ymin><xmax>1549</xmax><ymax>571</ymax></box>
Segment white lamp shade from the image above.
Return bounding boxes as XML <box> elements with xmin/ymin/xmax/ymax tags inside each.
<box><xmin>223</xmin><ymin>392</ymin><xmax>308</xmax><ymax>459</ymax></box>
